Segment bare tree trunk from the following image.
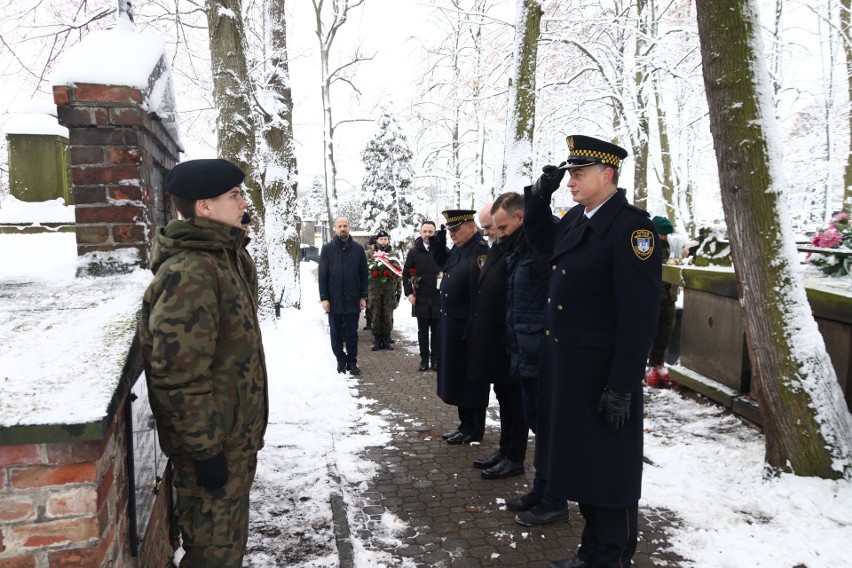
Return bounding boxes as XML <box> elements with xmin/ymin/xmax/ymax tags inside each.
<box><xmin>841</xmin><ymin>0</ymin><xmax>852</xmax><ymax>212</ymax></box>
<box><xmin>205</xmin><ymin>0</ymin><xmax>273</xmax><ymax>311</ymax></box>
<box><xmin>632</xmin><ymin>0</ymin><xmax>650</xmax><ymax>210</ymax></box>
<box><xmin>503</xmin><ymin>0</ymin><xmax>542</xmax><ymax>192</ymax></box>
<box><xmin>311</xmin><ymin>0</ymin><xmax>365</xmax><ymax>230</ymax></box>
<box><xmin>653</xmin><ymin>71</ymin><xmax>677</xmax><ymax>225</ymax></box>
<box><xmin>260</xmin><ymin>0</ymin><xmax>301</xmax><ymax>308</ymax></box>
<box><xmin>696</xmin><ymin>0</ymin><xmax>852</xmax><ymax>479</ymax></box>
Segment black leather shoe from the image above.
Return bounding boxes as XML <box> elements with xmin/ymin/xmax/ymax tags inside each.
<box><xmin>371</xmin><ymin>338</ymin><xmax>381</xmax><ymax>351</ymax></box>
<box><xmin>446</xmin><ymin>432</ymin><xmax>474</xmax><ymax>445</ymax></box>
<box><xmin>347</xmin><ymin>363</ymin><xmax>362</xmax><ymax>376</ymax></box>
<box><xmin>383</xmin><ymin>335</ymin><xmax>394</xmax><ymax>350</ymax></box>
<box><xmin>430</xmin><ymin>358</ymin><xmax>437</xmax><ymax>371</ymax></box>
<box><xmin>441</xmin><ymin>429</ymin><xmax>459</xmax><ymax>440</ymax></box>
<box><xmin>481</xmin><ymin>459</ymin><xmax>524</xmax><ymax>480</ymax></box>
<box><xmin>545</xmin><ymin>556</ymin><xmax>590</xmax><ymax>568</ymax></box>
<box><xmin>418</xmin><ymin>358</ymin><xmax>429</xmax><ymax>372</ymax></box>
<box><xmin>515</xmin><ymin>503</ymin><xmax>570</xmax><ymax>526</ymax></box>
<box><xmin>505</xmin><ymin>490</ymin><xmax>542</xmax><ymax>512</ymax></box>
<box><xmin>337</xmin><ymin>362</ymin><xmax>346</xmax><ymax>374</ymax></box>
<box><xmin>473</xmin><ymin>450</ymin><xmax>504</xmax><ymax>470</ymax></box>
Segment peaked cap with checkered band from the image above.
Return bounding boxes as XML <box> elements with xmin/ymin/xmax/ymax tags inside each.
<box><xmin>559</xmin><ymin>135</ymin><xmax>628</xmax><ymax>169</ymax></box>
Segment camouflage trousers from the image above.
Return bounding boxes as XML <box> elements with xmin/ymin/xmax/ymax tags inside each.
<box><xmin>175</xmin><ymin>459</ymin><xmax>257</xmax><ymax>568</ymax></box>
<box><xmin>648</xmin><ymin>299</ymin><xmax>677</xmax><ymax>367</ymax></box>
<box><xmin>369</xmin><ymin>290</ymin><xmax>397</xmax><ymax>335</ymax></box>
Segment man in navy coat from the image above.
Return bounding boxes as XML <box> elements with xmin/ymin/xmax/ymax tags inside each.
<box><xmin>319</xmin><ymin>217</ymin><xmax>369</xmax><ymax>376</ymax></box>
<box><xmin>431</xmin><ymin>209</ymin><xmax>490</xmax><ymax>444</ymax></box>
<box><xmin>524</xmin><ymin>136</ymin><xmax>662</xmax><ymax>568</ymax></box>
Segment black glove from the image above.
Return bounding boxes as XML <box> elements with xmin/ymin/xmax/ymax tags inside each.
<box><xmin>531</xmin><ymin>162</ymin><xmax>567</xmax><ymax>199</ymax></box>
<box><xmin>433</xmin><ymin>226</ymin><xmax>447</xmax><ymax>249</ymax></box>
<box><xmin>195</xmin><ymin>451</ymin><xmax>229</xmax><ymax>491</ymax></box>
<box><xmin>597</xmin><ymin>388</ymin><xmax>632</xmax><ymax>432</ymax></box>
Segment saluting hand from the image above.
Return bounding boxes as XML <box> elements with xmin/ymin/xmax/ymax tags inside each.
<box><xmin>597</xmin><ymin>388</ymin><xmax>632</xmax><ymax>432</ymax></box>
<box><xmin>433</xmin><ymin>226</ymin><xmax>447</xmax><ymax>249</ymax></box>
<box><xmin>531</xmin><ymin>162</ymin><xmax>567</xmax><ymax>200</ymax></box>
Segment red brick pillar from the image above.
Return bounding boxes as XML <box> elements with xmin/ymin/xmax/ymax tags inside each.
<box><xmin>54</xmin><ymin>74</ymin><xmax>180</xmax><ymax>273</ymax></box>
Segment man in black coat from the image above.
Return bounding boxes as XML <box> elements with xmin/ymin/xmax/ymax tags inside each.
<box><xmin>403</xmin><ymin>220</ymin><xmax>441</xmax><ymax>371</ymax></box>
<box><xmin>318</xmin><ymin>217</ymin><xmax>369</xmax><ymax>376</ymax></box>
<box><xmin>466</xmin><ymin>201</ymin><xmax>528</xmax><ymax>480</ymax></box>
<box><xmin>490</xmin><ymin>191</ymin><xmax>570</xmax><ymax>525</ymax></box>
<box><xmin>524</xmin><ymin>136</ymin><xmax>662</xmax><ymax>568</ymax></box>
<box><xmin>431</xmin><ymin>209</ymin><xmax>490</xmax><ymax>445</ymax></box>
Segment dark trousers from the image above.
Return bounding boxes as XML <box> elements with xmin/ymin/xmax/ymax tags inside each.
<box><xmin>416</xmin><ymin>316</ymin><xmax>438</xmax><ymax>359</ymax></box>
<box><xmin>328</xmin><ymin>313</ymin><xmax>360</xmax><ymax>365</ymax></box>
<box><xmin>522</xmin><ymin>376</ymin><xmax>567</xmax><ymax>507</ymax></box>
<box><xmin>494</xmin><ymin>383</ymin><xmax>528</xmax><ymax>463</ymax></box>
<box><xmin>457</xmin><ymin>406</ymin><xmax>486</xmax><ymax>440</ymax></box>
<box><xmin>648</xmin><ymin>299</ymin><xmax>677</xmax><ymax>367</ymax></box>
<box><xmin>577</xmin><ymin>502</ymin><xmax>639</xmax><ymax>568</ymax></box>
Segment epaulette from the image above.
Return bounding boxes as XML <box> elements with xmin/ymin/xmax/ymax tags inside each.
<box><xmin>477</xmin><ymin>240</ymin><xmax>489</xmax><ymax>247</ymax></box>
<box><xmin>624</xmin><ymin>203</ymin><xmax>651</xmax><ymax>218</ymax></box>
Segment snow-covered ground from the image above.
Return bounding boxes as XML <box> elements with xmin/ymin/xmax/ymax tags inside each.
<box><xmin>1</xmin><ymin>226</ymin><xmax>851</xmax><ymax>566</ymax></box>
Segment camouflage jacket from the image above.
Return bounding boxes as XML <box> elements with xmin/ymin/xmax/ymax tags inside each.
<box><xmin>139</xmin><ymin>217</ymin><xmax>268</xmax><ymax>495</ymax></box>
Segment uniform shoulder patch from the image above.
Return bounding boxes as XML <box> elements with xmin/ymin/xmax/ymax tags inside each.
<box><xmin>631</xmin><ymin>229</ymin><xmax>654</xmax><ymax>260</ymax></box>
<box><xmin>477</xmin><ymin>255</ymin><xmax>487</xmax><ymax>269</ymax></box>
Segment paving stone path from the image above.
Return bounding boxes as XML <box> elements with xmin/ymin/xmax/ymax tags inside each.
<box><xmin>343</xmin><ymin>317</ymin><xmax>686</xmax><ymax>567</ymax></box>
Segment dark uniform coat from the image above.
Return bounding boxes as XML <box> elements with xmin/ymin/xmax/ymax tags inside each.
<box><xmin>402</xmin><ymin>237</ymin><xmax>441</xmax><ymax>319</ymax></box>
<box><xmin>318</xmin><ymin>236</ymin><xmax>369</xmax><ymax>315</ymax></box>
<box><xmin>505</xmin><ymin>228</ymin><xmax>550</xmax><ymax>380</ymax></box>
<box><xmin>467</xmin><ymin>232</ymin><xmax>518</xmax><ymax>385</ymax></box>
<box><xmin>524</xmin><ymin>187</ymin><xmax>661</xmax><ymax>507</ymax></box>
<box><xmin>431</xmin><ymin>232</ymin><xmax>490</xmax><ymax>408</ymax></box>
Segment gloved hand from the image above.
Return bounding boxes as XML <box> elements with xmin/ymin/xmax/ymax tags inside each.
<box><xmin>531</xmin><ymin>162</ymin><xmax>567</xmax><ymax>199</ymax></box>
<box><xmin>597</xmin><ymin>388</ymin><xmax>632</xmax><ymax>432</ymax></box>
<box><xmin>433</xmin><ymin>226</ymin><xmax>447</xmax><ymax>250</ymax></box>
<box><xmin>195</xmin><ymin>451</ymin><xmax>229</xmax><ymax>491</ymax></box>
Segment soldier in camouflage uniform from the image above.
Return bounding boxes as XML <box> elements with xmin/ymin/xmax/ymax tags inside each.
<box><xmin>368</xmin><ymin>230</ymin><xmax>402</xmax><ymax>350</ymax></box>
<box><xmin>139</xmin><ymin>159</ymin><xmax>268</xmax><ymax>568</ymax></box>
<box><xmin>646</xmin><ymin>215</ymin><xmax>679</xmax><ymax>387</ymax></box>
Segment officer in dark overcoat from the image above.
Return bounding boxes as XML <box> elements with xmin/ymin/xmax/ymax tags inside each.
<box><xmin>524</xmin><ymin>135</ymin><xmax>662</xmax><ymax>568</ymax></box>
<box><xmin>430</xmin><ymin>209</ymin><xmax>490</xmax><ymax>444</ymax></box>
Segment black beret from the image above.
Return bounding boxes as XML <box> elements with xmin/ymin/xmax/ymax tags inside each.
<box><xmin>165</xmin><ymin>159</ymin><xmax>245</xmax><ymax>200</ymax></box>
<box><xmin>375</xmin><ymin>230</ymin><xmax>389</xmax><ymax>238</ymax></box>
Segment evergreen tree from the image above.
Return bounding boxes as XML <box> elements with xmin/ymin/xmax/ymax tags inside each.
<box><xmin>358</xmin><ymin>110</ymin><xmax>421</xmax><ymax>247</ymax></box>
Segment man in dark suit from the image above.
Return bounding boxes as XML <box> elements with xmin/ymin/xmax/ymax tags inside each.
<box><xmin>467</xmin><ymin>200</ymin><xmax>528</xmax><ymax>480</ymax></box>
<box><xmin>318</xmin><ymin>217</ymin><xmax>369</xmax><ymax>376</ymax></box>
<box><xmin>524</xmin><ymin>136</ymin><xmax>662</xmax><ymax>568</ymax></box>
<box><xmin>431</xmin><ymin>209</ymin><xmax>490</xmax><ymax>445</ymax></box>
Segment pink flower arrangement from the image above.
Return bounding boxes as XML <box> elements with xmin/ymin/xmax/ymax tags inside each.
<box><xmin>808</xmin><ymin>212</ymin><xmax>852</xmax><ymax>276</ymax></box>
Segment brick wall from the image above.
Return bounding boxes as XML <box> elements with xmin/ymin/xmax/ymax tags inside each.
<box><xmin>54</xmin><ymin>71</ymin><xmax>180</xmax><ymax>271</ymax></box>
<box><xmin>0</xmin><ymin>398</ymin><xmax>171</xmax><ymax>567</ymax></box>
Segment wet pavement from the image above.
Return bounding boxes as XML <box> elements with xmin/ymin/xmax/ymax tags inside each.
<box><xmin>340</xmin><ymin>319</ymin><xmax>686</xmax><ymax>567</ymax></box>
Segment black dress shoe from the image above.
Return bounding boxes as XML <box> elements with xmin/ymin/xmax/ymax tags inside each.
<box><xmin>446</xmin><ymin>432</ymin><xmax>474</xmax><ymax>444</ymax></box>
<box><xmin>418</xmin><ymin>358</ymin><xmax>429</xmax><ymax>372</ymax></box>
<box><xmin>473</xmin><ymin>450</ymin><xmax>504</xmax><ymax>470</ymax></box>
<box><xmin>371</xmin><ymin>338</ymin><xmax>381</xmax><ymax>351</ymax></box>
<box><xmin>441</xmin><ymin>429</ymin><xmax>459</xmax><ymax>440</ymax></box>
<box><xmin>337</xmin><ymin>362</ymin><xmax>346</xmax><ymax>374</ymax></box>
<box><xmin>515</xmin><ymin>502</ymin><xmax>570</xmax><ymax>526</ymax></box>
<box><xmin>505</xmin><ymin>490</ymin><xmax>542</xmax><ymax>511</ymax></box>
<box><xmin>481</xmin><ymin>459</ymin><xmax>524</xmax><ymax>480</ymax></box>
<box><xmin>347</xmin><ymin>363</ymin><xmax>362</xmax><ymax>376</ymax></box>
<box><xmin>545</xmin><ymin>556</ymin><xmax>590</xmax><ymax>568</ymax></box>
<box><xmin>430</xmin><ymin>358</ymin><xmax>437</xmax><ymax>371</ymax></box>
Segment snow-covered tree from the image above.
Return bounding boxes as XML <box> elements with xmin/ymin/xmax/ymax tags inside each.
<box><xmin>358</xmin><ymin>110</ymin><xmax>421</xmax><ymax>248</ymax></box>
<box><xmin>696</xmin><ymin>0</ymin><xmax>852</xmax><ymax>479</ymax></box>
<box><xmin>502</xmin><ymin>0</ymin><xmax>542</xmax><ymax>191</ymax></box>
